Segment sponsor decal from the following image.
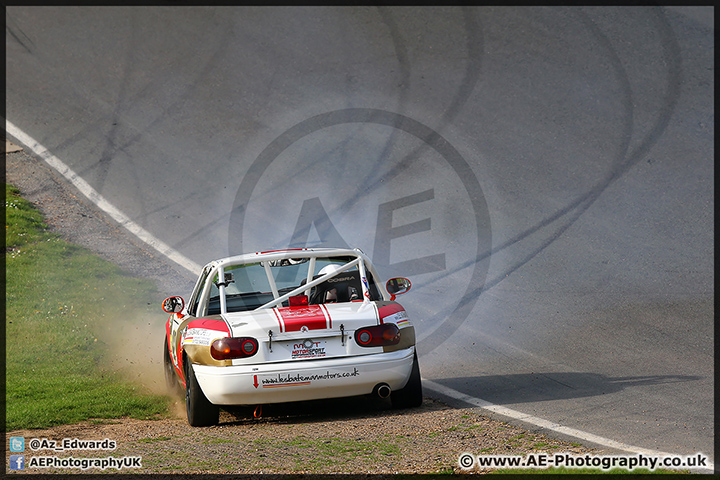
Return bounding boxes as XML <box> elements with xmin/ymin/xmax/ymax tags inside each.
<box><xmin>361</xmin><ymin>276</ymin><xmax>371</xmax><ymax>299</ymax></box>
<box><xmin>182</xmin><ymin>328</ymin><xmax>224</xmax><ymax>346</ymax></box>
<box><xmin>327</xmin><ymin>275</ymin><xmax>354</xmax><ymax>283</ymax></box>
<box><xmin>258</xmin><ymin>368</ymin><xmax>360</xmax><ymax>388</ymax></box>
<box><xmin>384</xmin><ymin>310</ymin><xmax>410</xmax><ymax>326</ymax></box>
<box><xmin>263</xmin><ymin>381</ymin><xmax>312</xmax><ymax>388</ymax></box>
<box><xmin>182</xmin><ymin>318</ymin><xmax>230</xmax><ymax>345</ymax></box>
<box><xmin>291</xmin><ymin>340</ymin><xmax>327</xmax><ymax>359</ymax></box>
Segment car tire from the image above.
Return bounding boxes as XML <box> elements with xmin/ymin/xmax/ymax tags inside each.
<box><xmin>185</xmin><ymin>357</ymin><xmax>219</xmax><ymax>427</ymax></box>
<box><xmin>391</xmin><ymin>350</ymin><xmax>422</xmax><ymax>409</ymax></box>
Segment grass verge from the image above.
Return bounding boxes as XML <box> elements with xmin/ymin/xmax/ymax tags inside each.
<box><xmin>5</xmin><ymin>183</ymin><xmax>171</xmax><ymax>430</ymax></box>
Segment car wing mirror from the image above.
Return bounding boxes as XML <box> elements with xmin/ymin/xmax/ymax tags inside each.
<box><xmin>162</xmin><ymin>296</ymin><xmax>185</xmax><ymax>314</ymax></box>
<box><xmin>386</xmin><ymin>277</ymin><xmax>411</xmax><ymax>297</ymax></box>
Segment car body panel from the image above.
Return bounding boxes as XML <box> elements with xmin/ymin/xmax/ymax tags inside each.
<box><xmin>193</xmin><ymin>347</ymin><xmax>415</xmax><ymax>405</ymax></box>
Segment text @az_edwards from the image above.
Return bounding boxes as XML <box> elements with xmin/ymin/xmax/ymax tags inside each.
<box><xmin>26</xmin><ymin>437</ymin><xmax>116</xmax><ymax>452</ymax></box>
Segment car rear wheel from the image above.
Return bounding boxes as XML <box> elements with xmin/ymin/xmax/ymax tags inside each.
<box><xmin>391</xmin><ymin>350</ymin><xmax>422</xmax><ymax>409</ymax></box>
<box><xmin>185</xmin><ymin>357</ymin><xmax>219</xmax><ymax>427</ymax></box>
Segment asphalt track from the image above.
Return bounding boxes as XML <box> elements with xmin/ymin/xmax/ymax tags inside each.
<box><xmin>6</xmin><ymin>6</ymin><xmax>713</xmax><ymax>465</ymax></box>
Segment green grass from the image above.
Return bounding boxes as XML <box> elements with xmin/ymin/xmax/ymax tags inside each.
<box><xmin>137</xmin><ymin>436</ymin><xmax>172</xmax><ymax>443</ymax></box>
<box><xmin>5</xmin><ymin>183</ymin><xmax>171</xmax><ymax>430</ymax></box>
<box><xmin>250</xmin><ymin>435</ymin><xmax>406</xmax><ymax>472</ymax></box>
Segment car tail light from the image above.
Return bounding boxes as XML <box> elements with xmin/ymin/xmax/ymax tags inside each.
<box><xmin>211</xmin><ymin>337</ymin><xmax>259</xmax><ymax>360</ymax></box>
<box><xmin>354</xmin><ymin>324</ymin><xmax>401</xmax><ymax>347</ymax></box>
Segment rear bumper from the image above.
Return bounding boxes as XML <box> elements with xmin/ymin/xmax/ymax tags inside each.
<box><xmin>193</xmin><ymin>347</ymin><xmax>415</xmax><ymax>405</ymax></box>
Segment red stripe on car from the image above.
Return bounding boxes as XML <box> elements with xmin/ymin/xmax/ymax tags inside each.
<box><xmin>270</xmin><ymin>308</ymin><xmax>285</xmax><ymax>332</ymax></box>
<box><xmin>186</xmin><ymin>318</ymin><xmax>230</xmax><ymax>334</ymax></box>
<box><xmin>319</xmin><ymin>304</ymin><xmax>332</xmax><ymax>329</ymax></box>
<box><xmin>257</xmin><ymin>248</ymin><xmax>306</xmax><ymax>254</ymax></box>
<box><xmin>377</xmin><ymin>303</ymin><xmax>406</xmax><ymax>324</ymax></box>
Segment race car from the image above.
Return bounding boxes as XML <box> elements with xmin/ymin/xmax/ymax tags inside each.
<box><xmin>162</xmin><ymin>247</ymin><xmax>421</xmax><ymax>426</ymax></box>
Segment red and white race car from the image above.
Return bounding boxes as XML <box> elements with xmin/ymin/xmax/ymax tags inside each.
<box><xmin>162</xmin><ymin>247</ymin><xmax>421</xmax><ymax>426</ymax></box>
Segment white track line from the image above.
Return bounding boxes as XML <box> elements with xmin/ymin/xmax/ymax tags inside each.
<box><xmin>5</xmin><ymin>121</ymin><xmax>202</xmax><ymax>275</ymax></box>
<box><xmin>424</xmin><ymin>379</ymin><xmax>714</xmax><ymax>470</ymax></box>
<box><xmin>6</xmin><ymin>120</ymin><xmax>712</xmax><ymax>471</ymax></box>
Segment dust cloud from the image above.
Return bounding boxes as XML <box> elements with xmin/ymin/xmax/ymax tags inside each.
<box><xmin>95</xmin><ymin>307</ymin><xmax>174</xmax><ymax>397</ymax></box>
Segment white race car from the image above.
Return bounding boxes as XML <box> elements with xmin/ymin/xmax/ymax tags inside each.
<box><xmin>162</xmin><ymin>247</ymin><xmax>421</xmax><ymax>426</ymax></box>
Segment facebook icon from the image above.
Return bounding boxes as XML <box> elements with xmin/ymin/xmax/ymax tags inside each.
<box><xmin>9</xmin><ymin>455</ymin><xmax>25</xmax><ymax>470</ymax></box>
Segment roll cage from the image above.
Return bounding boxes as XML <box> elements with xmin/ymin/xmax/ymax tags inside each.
<box><xmin>190</xmin><ymin>248</ymin><xmax>386</xmax><ymax>316</ymax></box>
